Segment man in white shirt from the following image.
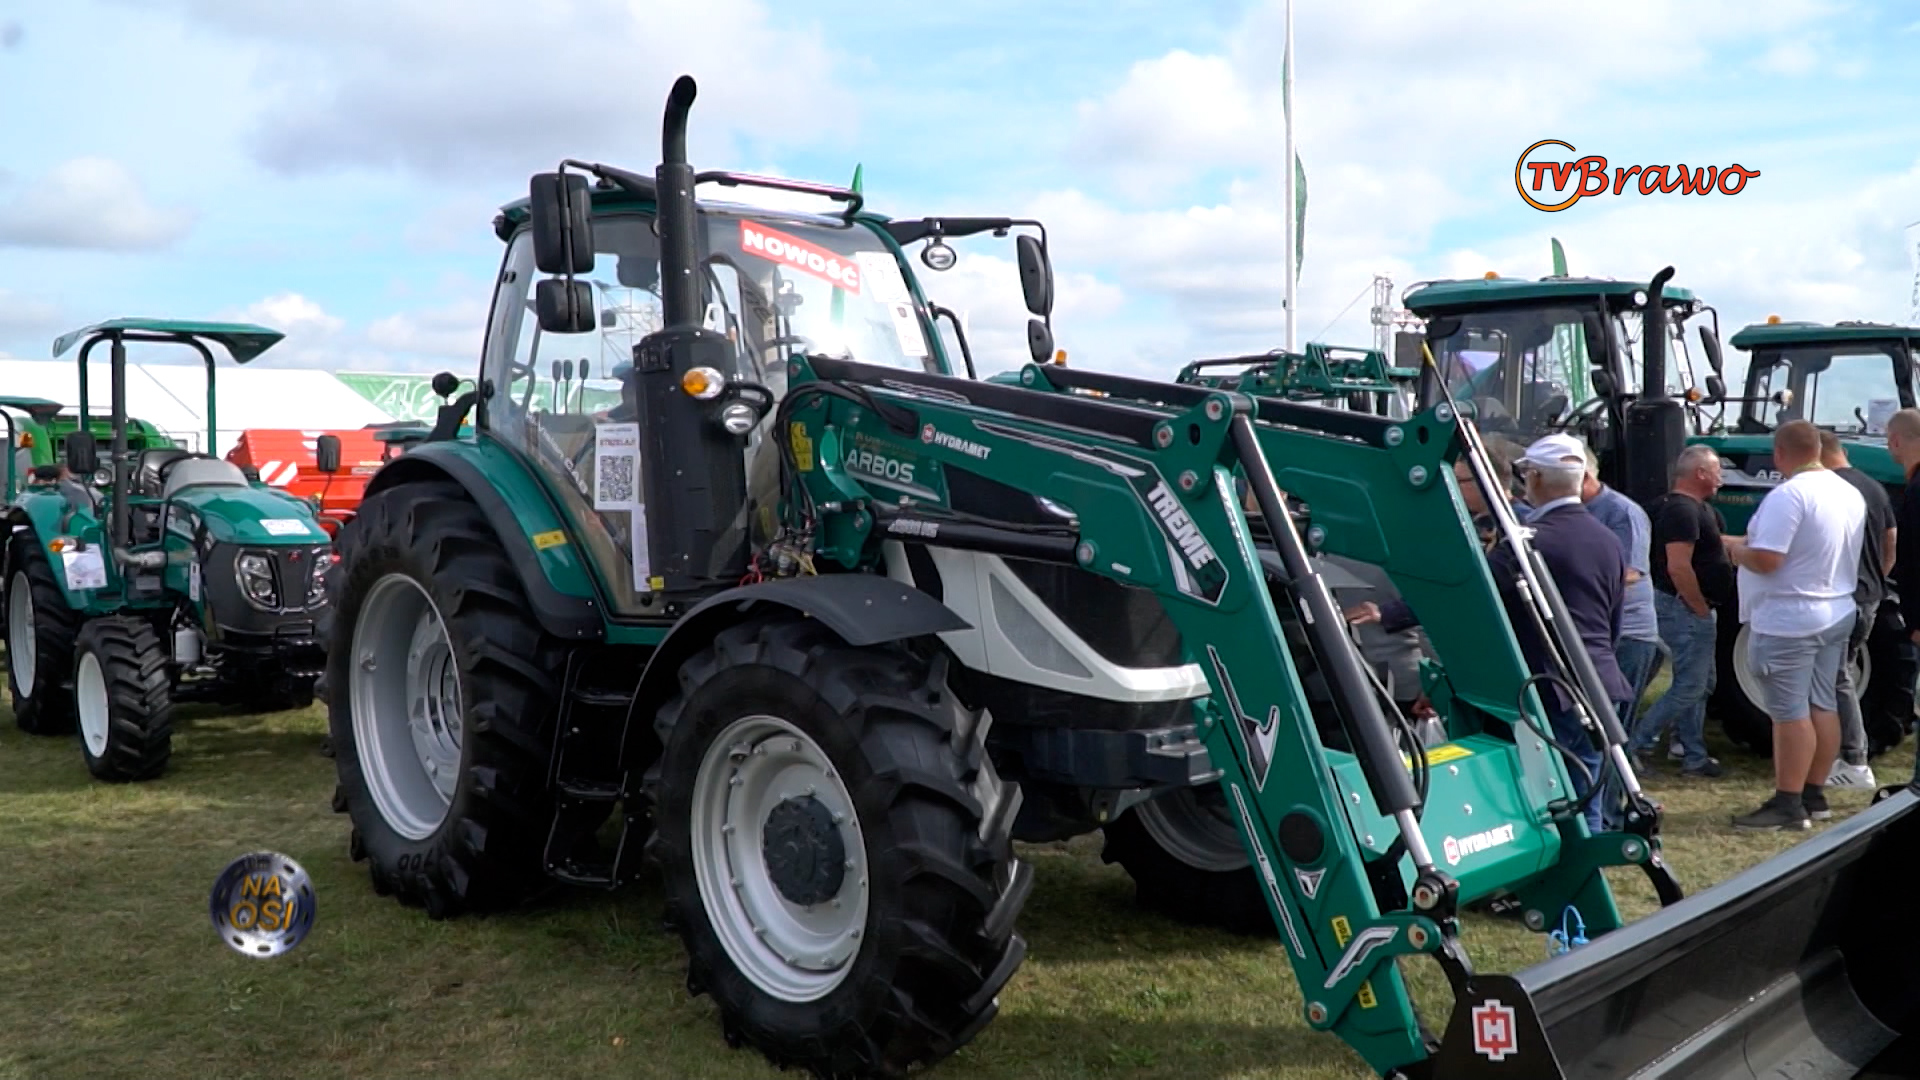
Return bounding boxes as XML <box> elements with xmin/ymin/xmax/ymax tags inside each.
<box><xmin>1725</xmin><ymin>419</ymin><xmax>1867</xmax><ymax>830</ymax></box>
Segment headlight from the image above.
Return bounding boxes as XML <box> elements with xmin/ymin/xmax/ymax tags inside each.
<box><xmin>236</xmin><ymin>551</ymin><xmax>278</xmax><ymax>609</ymax></box>
<box><xmin>719</xmin><ymin>401</ymin><xmax>758</xmax><ymax>435</ymax></box>
<box><xmin>307</xmin><ymin>547</ymin><xmax>334</xmax><ymax>606</ymax></box>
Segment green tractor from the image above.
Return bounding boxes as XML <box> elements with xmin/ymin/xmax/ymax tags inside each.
<box><xmin>2</xmin><ymin>395</ymin><xmax>175</xmax><ymax>504</ymax></box>
<box><xmin>0</xmin><ymin>319</ymin><xmax>340</xmax><ymax>781</ymax></box>
<box><xmin>322</xmin><ymin>75</ymin><xmax>1920</xmax><ymax>1079</ymax></box>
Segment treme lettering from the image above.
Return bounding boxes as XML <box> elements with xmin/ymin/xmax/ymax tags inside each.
<box><xmin>1516</xmin><ymin>139</ymin><xmax>1759</xmax><ymax>212</ymax></box>
<box><xmin>1144</xmin><ymin>480</ymin><xmax>1217</xmax><ymax>570</ymax></box>
<box><xmin>740</xmin><ymin>221</ymin><xmax>862</xmax><ymax>293</ymax></box>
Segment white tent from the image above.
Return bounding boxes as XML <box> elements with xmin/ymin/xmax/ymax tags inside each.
<box><xmin>0</xmin><ymin>359</ymin><xmax>396</xmax><ymax>457</ymax></box>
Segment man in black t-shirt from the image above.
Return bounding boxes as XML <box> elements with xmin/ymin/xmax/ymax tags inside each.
<box><xmin>1627</xmin><ymin>444</ymin><xmax>1733</xmax><ymax>777</ymax></box>
<box><xmin>1818</xmin><ymin>431</ymin><xmax>1896</xmax><ymax>788</ymax></box>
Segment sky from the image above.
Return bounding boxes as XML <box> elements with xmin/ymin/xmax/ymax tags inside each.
<box><xmin>3</xmin><ymin>0</ymin><xmax>1920</xmax><ymax>392</ymax></box>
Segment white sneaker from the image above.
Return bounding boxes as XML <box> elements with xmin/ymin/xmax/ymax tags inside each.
<box><xmin>1667</xmin><ymin>739</ymin><xmax>1684</xmax><ymax>761</ymax></box>
<box><xmin>1827</xmin><ymin>761</ymin><xmax>1876</xmax><ymax>789</ymax></box>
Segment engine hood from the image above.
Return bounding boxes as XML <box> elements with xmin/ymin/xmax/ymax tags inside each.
<box><xmin>171</xmin><ymin>486</ymin><xmax>331</xmax><ymax>545</ymax></box>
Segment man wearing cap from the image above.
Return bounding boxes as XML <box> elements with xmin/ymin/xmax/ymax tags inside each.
<box><xmin>1495</xmin><ymin>434</ymin><xmax>1633</xmax><ymax>831</ymax></box>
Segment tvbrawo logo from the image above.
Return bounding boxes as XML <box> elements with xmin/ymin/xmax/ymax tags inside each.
<box><xmin>1515</xmin><ymin>139</ymin><xmax>1761</xmax><ymax>212</ymax></box>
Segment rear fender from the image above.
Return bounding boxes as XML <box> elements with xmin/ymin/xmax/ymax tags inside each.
<box><xmin>1423</xmin><ymin>786</ymin><xmax>1920</xmax><ymax>1079</ymax></box>
<box><xmin>2</xmin><ymin>493</ymin><xmax>104</xmax><ymax>611</ymax></box>
<box><xmin>629</xmin><ymin>574</ymin><xmax>971</xmax><ymax>758</ymax></box>
<box><xmin>362</xmin><ymin>442</ymin><xmax>603</xmax><ymax>641</ymax></box>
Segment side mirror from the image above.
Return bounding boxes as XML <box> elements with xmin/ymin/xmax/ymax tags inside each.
<box><xmin>314</xmin><ymin>434</ymin><xmax>341</xmax><ymax>475</ymax></box>
<box><xmin>535</xmin><ymin>278</ymin><xmax>596</xmax><ymax>333</ymax></box>
<box><xmin>1426</xmin><ymin>316</ymin><xmax>1463</xmax><ymax>339</ymax></box>
<box><xmin>1705</xmin><ymin>374</ymin><xmax>1726</xmax><ymax>402</ymax></box>
<box><xmin>1027</xmin><ymin>318</ymin><xmax>1054</xmax><ymax>363</ymax></box>
<box><xmin>1698</xmin><ymin>325</ymin><xmax>1724</xmax><ymax>374</ymax></box>
<box><xmin>65</xmin><ymin>431</ymin><xmax>97</xmax><ymax>476</ymax></box>
<box><xmin>1590</xmin><ymin>368</ymin><xmax>1617</xmax><ymax>397</ymax></box>
<box><xmin>529</xmin><ymin>172</ymin><xmax>594</xmax><ymax>275</ymax></box>
<box><xmin>1016</xmin><ymin>235</ymin><xmax>1053</xmax><ymax>317</ymax></box>
<box><xmin>431</xmin><ymin>371</ymin><xmax>461</xmax><ymax>399</ymax></box>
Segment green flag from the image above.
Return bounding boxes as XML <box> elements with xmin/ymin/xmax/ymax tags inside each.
<box><xmin>1284</xmin><ymin>52</ymin><xmax>1305</xmax><ymax>279</ymax></box>
<box><xmin>1549</xmin><ymin>238</ymin><xmax>1590</xmax><ymax>402</ymax></box>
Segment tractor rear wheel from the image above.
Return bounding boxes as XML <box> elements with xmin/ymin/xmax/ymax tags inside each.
<box><xmin>5</xmin><ymin>536</ymin><xmax>81</xmax><ymax>735</ymax></box>
<box><xmin>74</xmin><ymin>617</ymin><xmax>174</xmax><ymax>782</ymax></box>
<box><xmin>651</xmin><ymin>617</ymin><xmax>1030</xmax><ymax>1078</ymax></box>
<box><xmin>1714</xmin><ymin>619</ymin><xmax>1774</xmax><ymax>756</ymax></box>
<box><xmin>1101</xmin><ymin>783</ymin><xmax>1272</xmax><ymax>935</ymax></box>
<box><xmin>325</xmin><ymin>479</ymin><xmax>564</xmax><ymax>917</ymax></box>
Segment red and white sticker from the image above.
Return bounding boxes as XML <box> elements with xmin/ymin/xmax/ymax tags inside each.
<box><xmin>1472</xmin><ymin>1000</ymin><xmax>1517</xmax><ymax>1061</ymax></box>
<box><xmin>741</xmin><ymin>221</ymin><xmax>861</xmax><ymax>294</ymax></box>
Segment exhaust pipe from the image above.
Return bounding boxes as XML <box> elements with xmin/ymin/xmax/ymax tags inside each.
<box><xmin>1618</xmin><ymin>267</ymin><xmax>1685</xmax><ymax>506</ymax></box>
<box><xmin>1423</xmin><ymin>789</ymin><xmax>1920</xmax><ymax>1079</ymax></box>
<box><xmin>657</xmin><ymin>75</ymin><xmax>701</xmax><ymax>331</ymax></box>
<box><xmin>1640</xmin><ymin>266</ymin><xmax>1673</xmax><ymax>403</ymax></box>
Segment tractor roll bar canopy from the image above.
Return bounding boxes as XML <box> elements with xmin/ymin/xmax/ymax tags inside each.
<box><xmin>52</xmin><ymin>318</ymin><xmax>285</xmax><ymax>454</ymax></box>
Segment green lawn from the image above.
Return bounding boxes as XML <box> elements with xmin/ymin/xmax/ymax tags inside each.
<box><xmin>1</xmin><ymin>679</ymin><xmax>1911</xmax><ymax>1080</ymax></box>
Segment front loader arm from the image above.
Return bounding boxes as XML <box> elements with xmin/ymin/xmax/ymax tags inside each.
<box><xmin>781</xmin><ymin>354</ymin><xmax>1464</xmax><ymax>1075</ymax></box>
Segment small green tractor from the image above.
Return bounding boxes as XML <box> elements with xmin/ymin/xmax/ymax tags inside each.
<box><xmin>321</xmin><ymin>75</ymin><xmax>1920</xmax><ymax>1079</ymax></box>
<box><xmin>1</xmin><ymin>319</ymin><xmax>339</xmax><ymax>781</ymax></box>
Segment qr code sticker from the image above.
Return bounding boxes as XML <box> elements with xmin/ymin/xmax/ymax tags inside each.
<box><xmin>600</xmin><ymin>453</ymin><xmax>635</xmax><ymax>507</ymax></box>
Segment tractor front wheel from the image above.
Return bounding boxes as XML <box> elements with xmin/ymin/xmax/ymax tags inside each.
<box><xmin>652</xmin><ymin>618</ymin><xmax>1030</xmax><ymax>1077</ymax></box>
<box><xmin>4</xmin><ymin>536</ymin><xmax>81</xmax><ymax>735</ymax></box>
<box><xmin>1101</xmin><ymin>783</ymin><xmax>1273</xmax><ymax>935</ymax></box>
<box><xmin>74</xmin><ymin>617</ymin><xmax>174</xmax><ymax>782</ymax></box>
<box><xmin>326</xmin><ymin>480</ymin><xmax>564</xmax><ymax>917</ymax></box>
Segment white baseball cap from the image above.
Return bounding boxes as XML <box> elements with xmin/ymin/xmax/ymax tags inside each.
<box><xmin>1516</xmin><ymin>433</ymin><xmax>1587</xmax><ymax>472</ymax></box>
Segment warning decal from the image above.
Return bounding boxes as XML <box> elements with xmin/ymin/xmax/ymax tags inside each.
<box><xmin>741</xmin><ymin>221</ymin><xmax>862</xmax><ymax>294</ymax></box>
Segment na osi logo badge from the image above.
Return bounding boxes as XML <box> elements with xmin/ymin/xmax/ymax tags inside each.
<box><xmin>1516</xmin><ymin>139</ymin><xmax>1760</xmax><ymax>211</ymax></box>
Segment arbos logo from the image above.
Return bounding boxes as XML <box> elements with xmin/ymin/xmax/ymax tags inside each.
<box><xmin>1516</xmin><ymin>139</ymin><xmax>1760</xmax><ymax>212</ymax></box>
<box><xmin>1138</xmin><ymin>477</ymin><xmax>1227</xmax><ymax>604</ymax></box>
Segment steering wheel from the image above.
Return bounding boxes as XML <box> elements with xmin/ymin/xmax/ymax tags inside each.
<box><xmin>1553</xmin><ymin>393</ymin><xmax>1610</xmax><ymax>433</ymax></box>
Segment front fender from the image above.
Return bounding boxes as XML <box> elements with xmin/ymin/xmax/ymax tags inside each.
<box><xmin>362</xmin><ymin>439</ymin><xmax>604</xmax><ymax>641</ymax></box>
<box><xmin>3</xmin><ymin>491</ymin><xmax>105</xmax><ymax>609</ymax></box>
<box><xmin>629</xmin><ymin>573</ymin><xmax>970</xmax><ymax>743</ymax></box>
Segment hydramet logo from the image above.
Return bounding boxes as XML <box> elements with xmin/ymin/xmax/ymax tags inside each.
<box><xmin>1516</xmin><ymin>139</ymin><xmax>1760</xmax><ymax>212</ymax></box>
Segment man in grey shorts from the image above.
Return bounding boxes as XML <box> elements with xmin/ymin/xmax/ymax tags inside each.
<box><xmin>1726</xmin><ymin>420</ymin><xmax>1867</xmax><ymax>830</ymax></box>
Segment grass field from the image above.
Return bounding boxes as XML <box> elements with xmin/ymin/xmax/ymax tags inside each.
<box><xmin>1</xmin><ymin>675</ymin><xmax>1912</xmax><ymax>1080</ymax></box>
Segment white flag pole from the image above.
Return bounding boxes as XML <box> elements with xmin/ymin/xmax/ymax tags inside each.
<box><xmin>1283</xmin><ymin>0</ymin><xmax>1297</xmax><ymax>351</ymax></box>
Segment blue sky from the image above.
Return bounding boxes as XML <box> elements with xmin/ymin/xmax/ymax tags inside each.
<box><xmin>3</xmin><ymin>0</ymin><xmax>1920</xmax><ymax>389</ymax></box>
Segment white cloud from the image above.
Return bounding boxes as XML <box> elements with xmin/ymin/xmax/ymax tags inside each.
<box><xmin>1755</xmin><ymin>41</ymin><xmax>1819</xmax><ymax>76</ymax></box>
<box><xmin>915</xmin><ymin>246</ymin><xmax>1127</xmax><ymax>377</ymax></box>
<box><xmin>139</xmin><ymin>0</ymin><xmax>856</xmax><ymax>182</ymax></box>
<box><xmin>0</xmin><ymin>158</ymin><xmax>194</xmax><ymax>250</ymax></box>
<box><xmin>0</xmin><ymin>289</ymin><xmax>62</xmax><ymax>336</ymax></box>
<box><xmin>366</xmin><ymin>297</ymin><xmax>488</xmax><ymax>363</ymax></box>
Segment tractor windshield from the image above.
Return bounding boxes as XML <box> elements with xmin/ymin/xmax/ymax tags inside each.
<box><xmin>1743</xmin><ymin>340</ymin><xmax>1914</xmax><ymax>433</ymax></box>
<box><xmin>480</xmin><ymin>207</ymin><xmax>938</xmax><ymax>613</ymax></box>
<box><xmin>1426</xmin><ymin>304</ymin><xmax>1616</xmax><ymax>432</ymax></box>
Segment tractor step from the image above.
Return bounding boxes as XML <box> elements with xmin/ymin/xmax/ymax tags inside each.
<box><xmin>555</xmin><ymin>779</ymin><xmax>622</xmax><ymax>801</ymax></box>
<box><xmin>542</xmin><ymin>647</ymin><xmax>646</xmax><ymax>890</ymax></box>
<box><xmin>543</xmin><ymin>796</ymin><xmax>647</xmax><ymax>889</ymax></box>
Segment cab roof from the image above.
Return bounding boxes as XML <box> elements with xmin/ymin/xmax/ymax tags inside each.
<box><xmin>1727</xmin><ymin>320</ymin><xmax>1920</xmax><ymax>350</ymax></box>
<box><xmin>492</xmin><ymin>178</ymin><xmax>884</xmax><ymax>242</ymax></box>
<box><xmin>51</xmin><ymin>318</ymin><xmax>284</xmax><ymax>364</ymax></box>
<box><xmin>1402</xmin><ymin>275</ymin><xmax>1696</xmax><ymax>314</ymax></box>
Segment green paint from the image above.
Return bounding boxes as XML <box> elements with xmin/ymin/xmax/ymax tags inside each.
<box><xmin>1404</xmin><ymin>275</ymin><xmax>1695</xmax><ymax>313</ymax></box>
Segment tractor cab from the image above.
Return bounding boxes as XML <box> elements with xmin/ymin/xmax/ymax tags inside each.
<box><xmin>0</xmin><ymin>396</ymin><xmax>63</xmax><ymax>501</ymax></box>
<box><xmin>1404</xmin><ymin>271</ymin><xmax>1724</xmax><ymax>501</ymax></box>
<box><xmin>0</xmin><ymin>318</ymin><xmax>340</xmax><ymax>782</ymax></box>
<box><xmin>1727</xmin><ymin>318</ymin><xmax>1919</xmax><ymax>435</ymax></box>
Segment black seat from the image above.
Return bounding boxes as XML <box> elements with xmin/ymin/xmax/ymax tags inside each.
<box><xmin>134</xmin><ymin>447</ymin><xmax>194</xmax><ymax>498</ymax></box>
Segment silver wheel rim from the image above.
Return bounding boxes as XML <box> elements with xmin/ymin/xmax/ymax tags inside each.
<box><xmin>1134</xmin><ymin>785</ymin><xmax>1248</xmax><ymax>873</ymax></box>
<box><xmin>8</xmin><ymin>570</ymin><xmax>34</xmax><ymax>696</ymax></box>
<box><xmin>690</xmin><ymin>714</ymin><xmax>869</xmax><ymax>1003</ymax></box>
<box><xmin>1732</xmin><ymin>625</ymin><xmax>1766</xmax><ymax>714</ymax></box>
<box><xmin>350</xmin><ymin>573</ymin><xmax>462</xmax><ymax>841</ymax></box>
<box><xmin>76</xmin><ymin>650</ymin><xmax>108</xmax><ymax>756</ymax></box>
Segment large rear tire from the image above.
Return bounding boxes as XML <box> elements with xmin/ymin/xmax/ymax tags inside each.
<box><xmin>1101</xmin><ymin>783</ymin><xmax>1272</xmax><ymax>935</ymax></box>
<box><xmin>651</xmin><ymin>618</ymin><xmax>1031</xmax><ymax>1078</ymax></box>
<box><xmin>325</xmin><ymin>479</ymin><xmax>564</xmax><ymax>917</ymax></box>
<box><xmin>74</xmin><ymin>617</ymin><xmax>174</xmax><ymax>782</ymax></box>
<box><xmin>4</xmin><ymin>536</ymin><xmax>81</xmax><ymax>735</ymax></box>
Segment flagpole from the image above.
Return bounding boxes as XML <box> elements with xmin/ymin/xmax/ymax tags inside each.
<box><xmin>1283</xmin><ymin>0</ymin><xmax>1296</xmax><ymax>351</ymax></box>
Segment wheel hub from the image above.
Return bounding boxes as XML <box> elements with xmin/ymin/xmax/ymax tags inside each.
<box><xmin>762</xmin><ymin>795</ymin><xmax>847</xmax><ymax>906</ymax></box>
<box><xmin>350</xmin><ymin>573</ymin><xmax>462</xmax><ymax>841</ymax></box>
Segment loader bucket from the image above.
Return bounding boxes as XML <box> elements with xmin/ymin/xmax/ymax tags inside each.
<box><xmin>1426</xmin><ymin>787</ymin><xmax>1920</xmax><ymax>1079</ymax></box>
